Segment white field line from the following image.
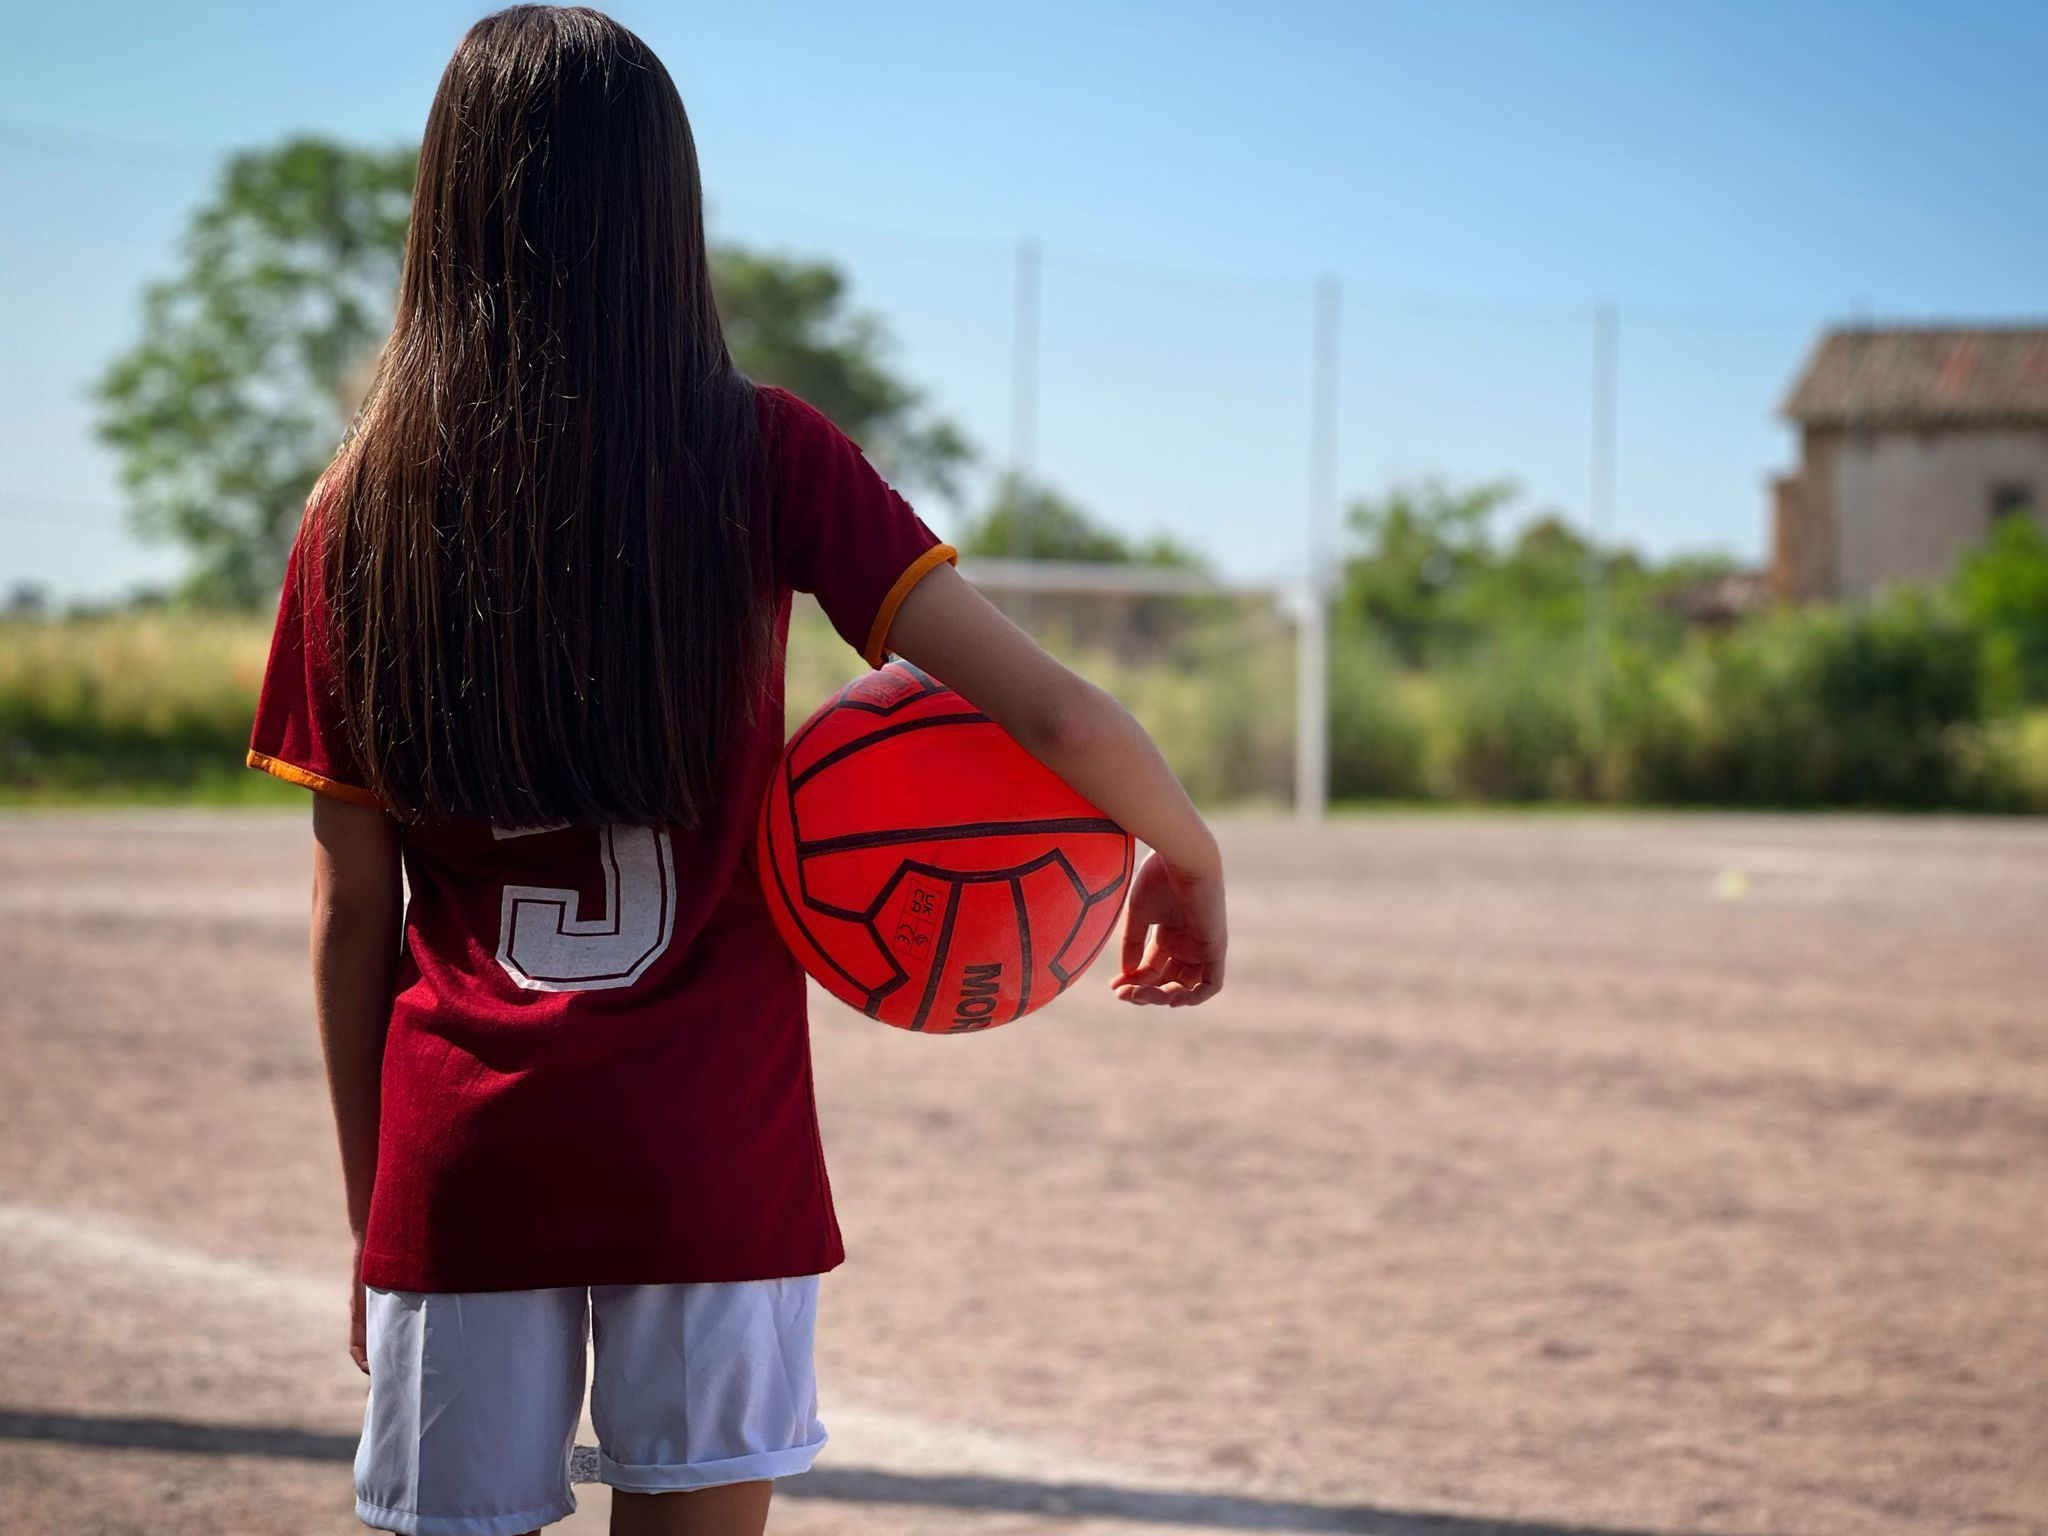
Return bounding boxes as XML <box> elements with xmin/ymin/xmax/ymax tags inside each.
<box><xmin>0</xmin><ymin>1202</ymin><xmax>332</xmax><ymax>1309</ymax></box>
<box><xmin>0</xmin><ymin>1201</ymin><xmax>1165</xmax><ymax>1488</ymax></box>
<box><xmin>0</xmin><ymin>883</ymin><xmax>305</xmax><ymax>928</ymax></box>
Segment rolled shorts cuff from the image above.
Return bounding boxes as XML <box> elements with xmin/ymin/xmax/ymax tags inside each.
<box><xmin>354</xmin><ymin>1492</ymin><xmax>576</xmax><ymax>1536</ymax></box>
<box><xmin>598</xmin><ymin>1432</ymin><xmax>828</xmax><ymax>1493</ymax></box>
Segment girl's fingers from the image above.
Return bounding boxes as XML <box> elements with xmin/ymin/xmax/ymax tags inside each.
<box><xmin>1115</xmin><ymin>977</ymin><xmax>1205</xmax><ymax>1006</ymax></box>
<box><xmin>1115</xmin><ymin>982</ymin><xmax>1179</xmax><ymax>1005</ymax></box>
<box><xmin>1114</xmin><ymin>969</ymin><xmax>1222</xmax><ymax>1008</ymax></box>
<box><xmin>1118</xmin><ymin>906</ymin><xmax>1151</xmax><ymax>978</ymax></box>
<box><xmin>1116</xmin><ymin>932</ymin><xmax>1171</xmax><ymax>987</ymax></box>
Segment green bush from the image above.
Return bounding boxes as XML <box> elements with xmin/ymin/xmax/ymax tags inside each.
<box><xmin>1586</xmin><ymin>648</ymin><xmax>1696</xmax><ymax>803</ymax></box>
<box><xmin>1966</xmin><ymin>709</ymin><xmax>2048</xmax><ymax>813</ymax></box>
<box><xmin>1955</xmin><ymin>516</ymin><xmax>2048</xmax><ymax>705</ymax></box>
<box><xmin>1651</xmin><ymin>595</ymin><xmax>1985</xmax><ymax>807</ymax></box>
<box><xmin>1078</xmin><ymin>634</ymin><xmax>1294</xmax><ymax>806</ymax></box>
<box><xmin>2014</xmin><ymin>711</ymin><xmax>2048</xmax><ymax>812</ymax></box>
<box><xmin>2</xmin><ymin>589</ymin><xmax>2039</xmax><ymax>814</ymax></box>
<box><xmin>0</xmin><ymin>615</ymin><xmax>280</xmax><ymax>798</ymax></box>
<box><xmin>1432</xmin><ymin>643</ymin><xmax>1594</xmax><ymax>801</ymax></box>
<box><xmin>1327</xmin><ymin>638</ymin><xmax>1428</xmax><ymax>800</ymax></box>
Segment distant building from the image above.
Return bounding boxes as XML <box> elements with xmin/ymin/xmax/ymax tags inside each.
<box><xmin>1663</xmin><ymin>568</ymin><xmax>1768</xmax><ymax>629</ymax></box>
<box><xmin>1771</xmin><ymin>326</ymin><xmax>2048</xmax><ymax>602</ymax></box>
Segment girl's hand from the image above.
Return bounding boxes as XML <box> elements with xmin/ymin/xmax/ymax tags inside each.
<box><xmin>1113</xmin><ymin>851</ymin><xmax>1226</xmax><ymax>1006</ymax></box>
<box><xmin>349</xmin><ymin>1238</ymin><xmax>369</xmax><ymax>1375</ymax></box>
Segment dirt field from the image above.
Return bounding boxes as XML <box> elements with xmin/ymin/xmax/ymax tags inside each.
<box><xmin>2</xmin><ymin>811</ymin><xmax>2043</xmax><ymax>1536</ymax></box>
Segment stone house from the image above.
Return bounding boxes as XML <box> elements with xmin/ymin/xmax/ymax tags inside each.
<box><xmin>1771</xmin><ymin>326</ymin><xmax>2048</xmax><ymax>602</ymax></box>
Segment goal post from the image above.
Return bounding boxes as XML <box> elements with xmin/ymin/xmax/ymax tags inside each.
<box><xmin>957</xmin><ymin>557</ymin><xmax>1331</xmax><ymax>822</ymax></box>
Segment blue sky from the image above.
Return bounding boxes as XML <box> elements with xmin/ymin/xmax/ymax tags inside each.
<box><xmin>3</xmin><ymin>0</ymin><xmax>2045</xmax><ymax>599</ymax></box>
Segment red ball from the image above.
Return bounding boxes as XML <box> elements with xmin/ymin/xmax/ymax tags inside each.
<box><xmin>758</xmin><ymin>660</ymin><xmax>1134</xmax><ymax>1033</ymax></box>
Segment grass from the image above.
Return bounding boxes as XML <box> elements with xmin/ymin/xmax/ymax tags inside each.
<box><xmin>0</xmin><ymin>614</ymin><xmax>273</xmax><ymax>804</ymax></box>
<box><xmin>6</xmin><ymin>609</ymin><xmax>2045</xmax><ymax>814</ymax></box>
<box><xmin>0</xmin><ymin>771</ymin><xmax>306</xmax><ymax>809</ymax></box>
<box><xmin>0</xmin><ymin>603</ymin><xmax>883</xmax><ymax>807</ymax></box>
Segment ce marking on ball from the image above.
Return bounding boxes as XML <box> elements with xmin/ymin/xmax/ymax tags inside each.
<box><xmin>893</xmin><ymin>879</ymin><xmax>940</xmax><ymax>953</ymax></box>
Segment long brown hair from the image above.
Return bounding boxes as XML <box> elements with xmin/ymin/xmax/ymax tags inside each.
<box><xmin>321</xmin><ymin>5</ymin><xmax>767</xmax><ymax>827</ymax></box>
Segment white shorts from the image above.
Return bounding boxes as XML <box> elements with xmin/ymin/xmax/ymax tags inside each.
<box><xmin>355</xmin><ymin>1278</ymin><xmax>825</xmax><ymax>1536</ymax></box>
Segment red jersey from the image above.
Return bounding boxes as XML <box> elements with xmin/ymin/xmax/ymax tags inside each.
<box><xmin>249</xmin><ymin>387</ymin><xmax>955</xmax><ymax>1292</ymax></box>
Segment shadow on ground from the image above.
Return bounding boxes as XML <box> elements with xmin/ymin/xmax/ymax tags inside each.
<box><xmin>0</xmin><ymin>1407</ymin><xmax>1730</xmax><ymax>1536</ymax></box>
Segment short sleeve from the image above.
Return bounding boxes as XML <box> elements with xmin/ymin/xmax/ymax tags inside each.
<box><xmin>761</xmin><ymin>387</ymin><xmax>956</xmax><ymax>667</ymax></box>
<box><xmin>247</xmin><ymin>513</ymin><xmax>381</xmax><ymax>809</ymax></box>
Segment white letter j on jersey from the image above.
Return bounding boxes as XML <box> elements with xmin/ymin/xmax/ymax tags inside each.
<box><xmin>492</xmin><ymin>824</ymin><xmax>677</xmax><ymax>992</ymax></box>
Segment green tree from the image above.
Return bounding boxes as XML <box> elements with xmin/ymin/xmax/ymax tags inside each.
<box><xmin>711</xmin><ymin>249</ymin><xmax>971</xmax><ymax>501</ymax></box>
<box><xmin>956</xmin><ymin>474</ymin><xmax>1205</xmax><ymax>567</ymax></box>
<box><xmin>1468</xmin><ymin>515</ymin><xmax>1595</xmax><ymax>632</ymax></box>
<box><xmin>1338</xmin><ymin>477</ymin><xmax>1517</xmax><ymax>662</ymax></box>
<box><xmin>94</xmin><ymin>138</ymin><xmax>416</xmax><ymax>607</ymax></box>
<box><xmin>1337</xmin><ymin>477</ymin><xmax>1713</xmax><ymax>664</ymax></box>
<box><xmin>95</xmin><ymin>138</ymin><xmax>972</xmax><ymax>607</ymax></box>
<box><xmin>1954</xmin><ymin>513</ymin><xmax>2048</xmax><ymax>705</ymax></box>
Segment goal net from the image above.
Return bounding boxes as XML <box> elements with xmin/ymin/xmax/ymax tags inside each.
<box><xmin>784</xmin><ymin>561</ymin><xmax>1325</xmax><ymax>817</ymax></box>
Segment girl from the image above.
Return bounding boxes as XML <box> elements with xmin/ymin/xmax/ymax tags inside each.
<box><xmin>248</xmin><ymin>8</ymin><xmax>1226</xmax><ymax>1535</ymax></box>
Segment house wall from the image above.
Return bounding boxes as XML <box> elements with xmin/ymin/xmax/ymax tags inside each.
<box><xmin>1768</xmin><ymin>476</ymin><xmax>1798</xmax><ymax>603</ymax></box>
<box><xmin>1773</xmin><ymin>428</ymin><xmax>1843</xmax><ymax>602</ymax></box>
<box><xmin>1823</xmin><ymin>426</ymin><xmax>2048</xmax><ymax>600</ymax></box>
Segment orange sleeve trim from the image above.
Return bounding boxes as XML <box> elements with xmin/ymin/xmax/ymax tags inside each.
<box><xmin>246</xmin><ymin>750</ymin><xmax>383</xmax><ymax>810</ymax></box>
<box><xmin>862</xmin><ymin>543</ymin><xmax>958</xmax><ymax>668</ymax></box>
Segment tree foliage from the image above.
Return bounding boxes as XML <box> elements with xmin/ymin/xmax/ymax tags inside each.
<box><xmin>1340</xmin><ymin>478</ymin><xmax>1549</xmax><ymax>661</ymax></box>
<box><xmin>1337</xmin><ymin>477</ymin><xmax>1741</xmax><ymax>663</ymax></box>
<box><xmin>94</xmin><ymin>139</ymin><xmax>416</xmax><ymax>607</ymax></box>
<box><xmin>957</xmin><ymin>473</ymin><xmax>1204</xmax><ymax>568</ymax></box>
<box><xmin>711</xmin><ymin>249</ymin><xmax>971</xmax><ymax>501</ymax></box>
<box><xmin>94</xmin><ymin>138</ymin><xmax>971</xmax><ymax>607</ymax></box>
<box><xmin>1955</xmin><ymin>512</ymin><xmax>2048</xmax><ymax>705</ymax></box>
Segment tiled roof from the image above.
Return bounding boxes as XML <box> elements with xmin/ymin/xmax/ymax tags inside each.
<box><xmin>1782</xmin><ymin>326</ymin><xmax>2048</xmax><ymax>426</ymax></box>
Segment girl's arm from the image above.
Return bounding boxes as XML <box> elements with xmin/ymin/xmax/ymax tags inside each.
<box><xmin>886</xmin><ymin>564</ymin><xmax>1226</xmax><ymax>1006</ymax></box>
<box><xmin>309</xmin><ymin>796</ymin><xmax>404</xmax><ymax>1370</ymax></box>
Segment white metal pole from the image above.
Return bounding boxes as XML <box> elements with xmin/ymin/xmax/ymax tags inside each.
<box><xmin>1297</xmin><ymin>598</ymin><xmax>1330</xmax><ymax>821</ymax></box>
<box><xmin>1009</xmin><ymin>237</ymin><xmax>1041</xmax><ymax>559</ymax></box>
<box><xmin>1297</xmin><ymin>275</ymin><xmax>1340</xmax><ymax>823</ymax></box>
<box><xmin>1587</xmin><ymin>301</ymin><xmax>1617</xmax><ymax>762</ymax></box>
